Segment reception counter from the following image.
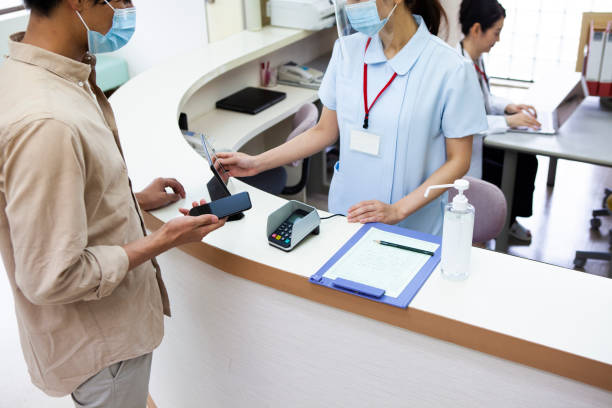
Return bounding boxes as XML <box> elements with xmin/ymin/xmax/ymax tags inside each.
<box><xmin>109</xmin><ymin>26</ymin><xmax>612</xmax><ymax>406</ymax></box>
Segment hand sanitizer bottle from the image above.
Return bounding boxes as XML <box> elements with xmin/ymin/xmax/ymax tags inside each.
<box><xmin>424</xmin><ymin>180</ymin><xmax>475</xmax><ymax>280</ymax></box>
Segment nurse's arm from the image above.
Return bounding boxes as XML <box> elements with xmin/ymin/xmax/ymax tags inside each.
<box><xmin>256</xmin><ymin>107</ymin><xmax>339</xmax><ymax>171</ymax></box>
<box><xmin>348</xmin><ymin>136</ymin><xmax>473</xmax><ymax>224</ymax></box>
<box><xmin>217</xmin><ymin>107</ymin><xmax>339</xmax><ymax>177</ymax></box>
<box><xmin>396</xmin><ymin>136</ymin><xmax>473</xmax><ymax>216</ymax></box>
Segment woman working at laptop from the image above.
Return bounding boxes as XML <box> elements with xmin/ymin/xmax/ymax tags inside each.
<box><xmin>459</xmin><ymin>0</ymin><xmax>539</xmax><ymax>242</ymax></box>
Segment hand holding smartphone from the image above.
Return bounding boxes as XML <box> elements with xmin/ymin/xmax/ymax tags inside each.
<box><xmin>189</xmin><ymin>192</ymin><xmax>252</xmax><ymax>219</ymax></box>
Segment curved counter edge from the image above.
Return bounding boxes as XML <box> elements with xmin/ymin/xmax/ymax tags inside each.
<box><xmin>144</xmin><ymin>212</ymin><xmax>612</xmax><ymax>392</ymax></box>
<box><xmin>109</xmin><ymin>25</ymin><xmax>612</xmax><ymax>394</ymax></box>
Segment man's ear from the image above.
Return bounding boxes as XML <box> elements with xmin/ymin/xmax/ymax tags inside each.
<box><xmin>66</xmin><ymin>0</ymin><xmax>87</xmax><ymax>12</ymax></box>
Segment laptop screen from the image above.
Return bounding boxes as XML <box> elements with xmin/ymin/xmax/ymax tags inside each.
<box><xmin>555</xmin><ymin>78</ymin><xmax>587</xmax><ymax>129</ymax></box>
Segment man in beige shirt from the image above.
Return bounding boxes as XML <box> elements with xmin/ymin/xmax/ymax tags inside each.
<box><xmin>0</xmin><ymin>0</ymin><xmax>224</xmax><ymax>406</ymax></box>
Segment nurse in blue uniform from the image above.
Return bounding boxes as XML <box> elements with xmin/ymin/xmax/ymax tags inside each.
<box><xmin>218</xmin><ymin>0</ymin><xmax>488</xmax><ymax>235</ymax></box>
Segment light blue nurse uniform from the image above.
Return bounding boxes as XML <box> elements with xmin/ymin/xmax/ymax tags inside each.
<box><xmin>319</xmin><ymin>15</ymin><xmax>488</xmax><ymax>235</ymax></box>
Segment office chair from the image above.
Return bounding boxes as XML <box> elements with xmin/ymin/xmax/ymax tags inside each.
<box><xmin>588</xmin><ymin>188</ymin><xmax>612</xmax><ymax>229</ymax></box>
<box><xmin>239</xmin><ymin>103</ymin><xmax>319</xmax><ymax>195</ymax></box>
<box><xmin>573</xmin><ymin>188</ymin><xmax>612</xmax><ymax>270</ymax></box>
<box><xmin>448</xmin><ymin>176</ymin><xmax>507</xmax><ymax>244</ymax></box>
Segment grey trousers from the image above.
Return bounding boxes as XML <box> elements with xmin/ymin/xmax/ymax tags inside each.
<box><xmin>71</xmin><ymin>353</ymin><xmax>153</xmax><ymax>408</ymax></box>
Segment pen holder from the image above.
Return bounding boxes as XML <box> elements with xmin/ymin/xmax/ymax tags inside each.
<box><xmin>267</xmin><ymin>67</ymin><xmax>277</xmax><ymax>87</ymax></box>
<box><xmin>260</xmin><ymin>64</ymin><xmax>277</xmax><ymax>87</ymax></box>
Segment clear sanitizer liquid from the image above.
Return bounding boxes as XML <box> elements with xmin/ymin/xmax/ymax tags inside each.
<box><xmin>440</xmin><ymin>203</ymin><xmax>475</xmax><ymax>280</ymax></box>
<box><xmin>425</xmin><ymin>179</ymin><xmax>476</xmax><ymax>281</ymax></box>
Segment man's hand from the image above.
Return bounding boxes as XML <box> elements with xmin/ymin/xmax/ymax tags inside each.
<box><xmin>161</xmin><ymin>212</ymin><xmax>226</xmax><ymax>249</ymax></box>
<box><xmin>136</xmin><ymin>178</ymin><xmax>186</xmax><ymax>211</ymax></box>
<box><xmin>123</xmin><ymin>198</ymin><xmax>225</xmax><ymax>270</ymax></box>
<box><xmin>347</xmin><ymin>200</ymin><xmax>405</xmax><ymax>225</ymax></box>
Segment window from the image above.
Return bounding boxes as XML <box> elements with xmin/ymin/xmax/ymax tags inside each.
<box><xmin>484</xmin><ymin>0</ymin><xmax>611</xmax><ymax>82</ymax></box>
<box><xmin>0</xmin><ymin>1</ymin><xmax>24</xmax><ymax>15</ymax></box>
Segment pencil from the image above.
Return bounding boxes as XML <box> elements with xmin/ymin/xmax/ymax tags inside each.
<box><xmin>373</xmin><ymin>240</ymin><xmax>434</xmax><ymax>256</ymax></box>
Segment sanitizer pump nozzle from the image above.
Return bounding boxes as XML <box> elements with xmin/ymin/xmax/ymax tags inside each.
<box><xmin>425</xmin><ymin>179</ymin><xmax>474</xmax><ymax>280</ymax></box>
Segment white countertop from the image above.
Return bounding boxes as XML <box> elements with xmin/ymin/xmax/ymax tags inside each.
<box><xmin>191</xmin><ymin>84</ymin><xmax>318</xmax><ymax>151</ymax></box>
<box><xmin>110</xmin><ymin>27</ymin><xmax>612</xmax><ymax>371</ymax></box>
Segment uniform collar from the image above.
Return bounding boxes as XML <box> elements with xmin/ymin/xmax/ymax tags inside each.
<box><xmin>364</xmin><ymin>15</ymin><xmax>431</xmax><ymax>76</ymax></box>
<box><xmin>8</xmin><ymin>32</ymin><xmax>95</xmax><ymax>84</ymax></box>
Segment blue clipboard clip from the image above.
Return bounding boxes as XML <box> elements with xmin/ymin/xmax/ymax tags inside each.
<box><xmin>309</xmin><ymin>223</ymin><xmax>442</xmax><ymax>309</ymax></box>
<box><xmin>331</xmin><ymin>278</ymin><xmax>385</xmax><ymax>299</ymax></box>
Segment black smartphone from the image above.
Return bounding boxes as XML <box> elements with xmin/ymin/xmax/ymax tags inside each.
<box><xmin>189</xmin><ymin>192</ymin><xmax>252</xmax><ymax>219</ymax></box>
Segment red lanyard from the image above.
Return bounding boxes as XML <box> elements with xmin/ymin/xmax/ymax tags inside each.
<box><xmin>473</xmin><ymin>63</ymin><xmax>488</xmax><ymax>84</ymax></box>
<box><xmin>363</xmin><ymin>38</ymin><xmax>398</xmax><ymax>129</ymax></box>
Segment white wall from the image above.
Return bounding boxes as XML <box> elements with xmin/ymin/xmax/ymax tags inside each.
<box><xmin>440</xmin><ymin>0</ymin><xmax>462</xmax><ymax>47</ymax></box>
<box><xmin>0</xmin><ymin>9</ymin><xmax>28</xmax><ymax>62</ymax></box>
<box><xmin>205</xmin><ymin>0</ymin><xmax>244</xmax><ymax>43</ymax></box>
<box><xmin>109</xmin><ymin>0</ymin><xmax>208</xmax><ymax>77</ymax></box>
<box><xmin>0</xmin><ymin>2</ymin><xmax>208</xmax><ymax>76</ymax></box>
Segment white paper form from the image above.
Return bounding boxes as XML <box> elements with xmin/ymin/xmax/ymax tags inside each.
<box><xmin>323</xmin><ymin>228</ymin><xmax>440</xmax><ymax>298</ymax></box>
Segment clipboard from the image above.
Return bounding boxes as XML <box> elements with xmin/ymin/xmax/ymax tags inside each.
<box><xmin>310</xmin><ymin>223</ymin><xmax>442</xmax><ymax>309</ymax></box>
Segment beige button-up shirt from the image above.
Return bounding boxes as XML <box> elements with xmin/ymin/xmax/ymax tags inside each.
<box><xmin>0</xmin><ymin>33</ymin><xmax>170</xmax><ymax>397</ymax></box>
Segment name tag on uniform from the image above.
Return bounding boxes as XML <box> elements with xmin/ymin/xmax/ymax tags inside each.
<box><xmin>350</xmin><ymin>129</ymin><xmax>380</xmax><ymax>156</ymax></box>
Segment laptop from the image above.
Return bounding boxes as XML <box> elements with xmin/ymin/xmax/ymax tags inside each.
<box><xmin>216</xmin><ymin>87</ymin><xmax>286</xmax><ymax>115</ymax></box>
<box><xmin>508</xmin><ymin>77</ymin><xmax>588</xmax><ymax>135</ymax></box>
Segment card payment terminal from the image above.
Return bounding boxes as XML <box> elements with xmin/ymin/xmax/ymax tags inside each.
<box><xmin>267</xmin><ymin>201</ymin><xmax>320</xmax><ymax>251</ymax></box>
<box><xmin>269</xmin><ymin>209</ymin><xmax>309</xmax><ymax>248</ymax></box>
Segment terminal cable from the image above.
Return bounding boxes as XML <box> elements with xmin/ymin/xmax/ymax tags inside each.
<box><xmin>319</xmin><ymin>213</ymin><xmax>346</xmax><ymax>220</ymax></box>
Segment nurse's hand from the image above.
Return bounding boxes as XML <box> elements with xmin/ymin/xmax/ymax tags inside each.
<box><xmin>505</xmin><ymin>104</ymin><xmax>537</xmax><ymax>117</ymax></box>
<box><xmin>215</xmin><ymin>152</ymin><xmax>260</xmax><ymax>177</ymax></box>
<box><xmin>347</xmin><ymin>200</ymin><xmax>404</xmax><ymax>225</ymax></box>
<box><xmin>505</xmin><ymin>112</ymin><xmax>542</xmax><ymax>130</ymax></box>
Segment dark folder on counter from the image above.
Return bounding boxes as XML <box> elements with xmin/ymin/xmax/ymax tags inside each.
<box><xmin>215</xmin><ymin>87</ymin><xmax>286</xmax><ymax>115</ymax></box>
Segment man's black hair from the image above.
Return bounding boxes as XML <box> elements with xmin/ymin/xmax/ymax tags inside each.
<box><xmin>23</xmin><ymin>0</ymin><xmax>105</xmax><ymax>17</ymax></box>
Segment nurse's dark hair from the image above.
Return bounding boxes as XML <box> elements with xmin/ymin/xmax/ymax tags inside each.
<box><xmin>405</xmin><ymin>0</ymin><xmax>447</xmax><ymax>36</ymax></box>
<box><xmin>23</xmin><ymin>0</ymin><xmax>106</xmax><ymax>17</ymax></box>
<box><xmin>459</xmin><ymin>0</ymin><xmax>506</xmax><ymax>35</ymax></box>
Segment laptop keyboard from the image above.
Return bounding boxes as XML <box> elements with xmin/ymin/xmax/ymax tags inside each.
<box><xmin>513</xmin><ymin>111</ymin><xmax>554</xmax><ymax>134</ymax></box>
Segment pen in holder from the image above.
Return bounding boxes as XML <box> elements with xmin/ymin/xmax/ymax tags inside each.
<box><xmin>260</xmin><ymin>61</ymin><xmax>277</xmax><ymax>87</ymax></box>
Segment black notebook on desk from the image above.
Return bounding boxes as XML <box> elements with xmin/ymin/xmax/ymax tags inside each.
<box><xmin>215</xmin><ymin>87</ymin><xmax>287</xmax><ymax>115</ymax></box>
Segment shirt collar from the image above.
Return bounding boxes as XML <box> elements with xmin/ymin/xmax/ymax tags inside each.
<box><xmin>364</xmin><ymin>15</ymin><xmax>431</xmax><ymax>76</ymax></box>
<box><xmin>8</xmin><ymin>32</ymin><xmax>95</xmax><ymax>84</ymax></box>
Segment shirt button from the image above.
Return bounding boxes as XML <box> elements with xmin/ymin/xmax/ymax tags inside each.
<box><xmin>78</xmin><ymin>81</ymin><xmax>84</xmax><ymax>87</ymax></box>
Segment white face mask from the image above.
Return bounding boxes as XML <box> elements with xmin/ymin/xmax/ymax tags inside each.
<box><xmin>345</xmin><ymin>0</ymin><xmax>398</xmax><ymax>37</ymax></box>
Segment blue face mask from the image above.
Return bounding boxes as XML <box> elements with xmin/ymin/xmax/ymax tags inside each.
<box><xmin>76</xmin><ymin>0</ymin><xmax>136</xmax><ymax>54</ymax></box>
<box><xmin>345</xmin><ymin>0</ymin><xmax>397</xmax><ymax>38</ymax></box>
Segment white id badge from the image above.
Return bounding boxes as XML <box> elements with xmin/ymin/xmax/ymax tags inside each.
<box><xmin>350</xmin><ymin>129</ymin><xmax>381</xmax><ymax>156</ymax></box>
